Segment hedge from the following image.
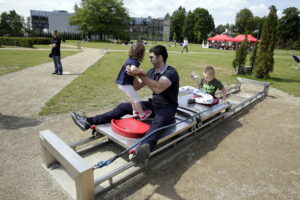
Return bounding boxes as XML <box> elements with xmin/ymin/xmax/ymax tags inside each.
<box><xmin>0</xmin><ymin>37</ymin><xmax>51</xmax><ymax>48</ymax></box>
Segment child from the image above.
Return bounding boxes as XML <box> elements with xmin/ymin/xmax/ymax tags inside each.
<box><xmin>191</xmin><ymin>66</ymin><xmax>227</xmax><ymax>102</ymax></box>
<box><xmin>115</xmin><ymin>43</ymin><xmax>152</xmax><ymax>120</ymax></box>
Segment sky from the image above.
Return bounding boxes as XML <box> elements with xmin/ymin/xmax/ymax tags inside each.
<box><xmin>0</xmin><ymin>0</ymin><xmax>299</xmax><ymax>25</ymax></box>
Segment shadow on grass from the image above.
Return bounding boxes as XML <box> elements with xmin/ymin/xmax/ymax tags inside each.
<box><xmin>0</xmin><ymin>113</ymin><xmax>41</xmax><ymax>130</ymax></box>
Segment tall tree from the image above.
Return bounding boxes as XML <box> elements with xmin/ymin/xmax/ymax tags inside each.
<box><xmin>183</xmin><ymin>11</ymin><xmax>194</xmax><ymax>41</ymax></box>
<box><xmin>170</xmin><ymin>6</ymin><xmax>186</xmax><ymax>41</ymax></box>
<box><xmin>253</xmin><ymin>16</ymin><xmax>265</xmax><ymax>39</ymax></box>
<box><xmin>192</xmin><ymin>8</ymin><xmax>214</xmax><ymax>42</ymax></box>
<box><xmin>164</xmin><ymin>13</ymin><xmax>170</xmax><ymax>20</ymax></box>
<box><xmin>69</xmin><ymin>0</ymin><xmax>130</xmax><ymax>39</ymax></box>
<box><xmin>254</xmin><ymin>5</ymin><xmax>278</xmax><ymax>78</ymax></box>
<box><xmin>182</xmin><ymin>8</ymin><xmax>214</xmax><ymax>43</ymax></box>
<box><xmin>232</xmin><ymin>36</ymin><xmax>248</xmax><ymax>74</ymax></box>
<box><xmin>0</xmin><ymin>10</ymin><xmax>23</xmax><ymax>36</ymax></box>
<box><xmin>278</xmin><ymin>7</ymin><xmax>300</xmax><ymax>49</ymax></box>
<box><xmin>235</xmin><ymin>8</ymin><xmax>255</xmax><ymax>34</ymax></box>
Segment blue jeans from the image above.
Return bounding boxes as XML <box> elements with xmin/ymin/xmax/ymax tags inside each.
<box><xmin>53</xmin><ymin>55</ymin><xmax>63</xmax><ymax>74</ymax></box>
<box><xmin>87</xmin><ymin>100</ymin><xmax>177</xmax><ymax>151</ymax></box>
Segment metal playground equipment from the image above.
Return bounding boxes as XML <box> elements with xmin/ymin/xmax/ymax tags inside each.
<box><xmin>39</xmin><ymin>78</ymin><xmax>270</xmax><ymax>200</ymax></box>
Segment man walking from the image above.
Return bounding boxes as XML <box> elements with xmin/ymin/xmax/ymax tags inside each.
<box><xmin>50</xmin><ymin>30</ymin><xmax>63</xmax><ymax>75</ymax></box>
<box><xmin>71</xmin><ymin>45</ymin><xmax>179</xmax><ymax>164</ymax></box>
<box><xmin>181</xmin><ymin>37</ymin><xmax>189</xmax><ymax>53</ymax></box>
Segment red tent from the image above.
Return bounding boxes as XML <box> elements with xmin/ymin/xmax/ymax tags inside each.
<box><xmin>230</xmin><ymin>34</ymin><xmax>258</xmax><ymax>42</ymax></box>
<box><xmin>207</xmin><ymin>34</ymin><xmax>232</xmax><ymax>41</ymax></box>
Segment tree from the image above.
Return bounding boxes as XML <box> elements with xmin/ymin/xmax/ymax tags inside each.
<box><xmin>0</xmin><ymin>10</ymin><xmax>24</xmax><ymax>36</ymax></box>
<box><xmin>164</xmin><ymin>13</ymin><xmax>170</xmax><ymax>20</ymax></box>
<box><xmin>214</xmin><ymin>23</ymin><xmax>236</xmax><ymax>35</ymax></box>
<box><xmin>235</xmin><ymin>8</ymin><xmax>255</xmax><ymax>34</ymax></box>
<box><xmin>192</xmin><ymin>8</ymin><xmax>214</xmax><ymax>43</ymax></box>
<box><xmin>69</xmin><ymin>0</ymin><xmax>130</xmax><ymax>40</ymax></box>
<box><xmin>254</xmin><ymin>5</ymin><xmax>278</xmax><ymax>78</ymax></box>
<box><xmin>253</xmin><ymin>16</ymin><xmax>265</xmax><ymax>39</ymax></box>
<box><xmin>232</xmin><ymin>36</ymin><xmax>248</xmax><ymax>74</ymax></box>
<box><xmin>183</xmin><ymin>11</ymin><xmax>194</xmax><ymax>41</ymax></box>
<box><xmin>24</xmin><ymin>17</ymin><xmax>32</xmax><ymax>34</ymax></box>
<box><xmin>170</xmin><ymin>6</ymin><xmax>186</xmax><ymax>41</ymax></box>
<box><xmin>182</xmin><ymin>8</ymin><xmax>214</xmax><ymax>43</ymax></box>
<box><xmin>278</xmin><ymin>7</ymin><xmax>300</xmax><ymax>49</ymax></box>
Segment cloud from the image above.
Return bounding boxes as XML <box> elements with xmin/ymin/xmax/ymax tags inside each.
<box><xmin>0</xmin><ymin>0</ymin><xmax>296</xmax><ymax>26</ymax></box>
<box><xmin>0</xmin><ymin>0</ymin><xmax>79</xmax><ymax>18</ymax></box>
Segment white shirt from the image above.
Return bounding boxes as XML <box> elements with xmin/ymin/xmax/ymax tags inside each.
<box><xmin>183</xmin><ymin>39</ymin><xmax>188</xmax><ymax>47</ymax></box>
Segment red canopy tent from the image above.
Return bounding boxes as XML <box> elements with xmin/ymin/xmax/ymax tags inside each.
<box><xmin>230</xmin><ymin>34</ymin><xmax>258</xmax><ymax>42</ymax></box>
<box><xmin>207</xmin><ymin>34</ymin><xmax>232</xmax><ymax>41</ymax></box>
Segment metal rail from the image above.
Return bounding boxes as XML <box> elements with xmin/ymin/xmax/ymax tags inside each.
<box><xmin>39</xmin><ymin>78</ymin><xmax>270</xmax><ymax>200</ymax></box>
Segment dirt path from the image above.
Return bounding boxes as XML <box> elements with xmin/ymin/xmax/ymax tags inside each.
<box><xmin>0</xmin><ymin>87</ymin><xmax>299</xmax><ymax>200</ymax></box>
<box><xmin>0</xmin><ymin>47</ymin><xmax>102</xmax><ymax>117</ymax></box>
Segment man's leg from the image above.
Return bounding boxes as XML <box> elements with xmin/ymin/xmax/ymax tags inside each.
<box><xmin>72</xmin><ymin>101</ymin><xmax>153</xmax><ymax>130</ymax></box>
<box><xmin>142</xmin><ymin>106</ymin><xmax>176</xmax><ymax>151</ymax></box>
<box><xmin>55</xmin><ymin>56</ymin><xmax>63</xmax><ymax>74</ymax></box>
<box><xmin>52</xmin><ymin>56</ymin><xmax>58</xmax><ymax>73</ymax></box>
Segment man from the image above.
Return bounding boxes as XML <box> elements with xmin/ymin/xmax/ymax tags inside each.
<box><xmin>50</xmin><ymin>30</ymin><xmax>63</xmax><ymax>75</ymax></box>
<box><xmin>71</xmin><ymin>45</ymin><xmax>179</xmax><ymax>163</ymax></box>
<box><xmin>181</xmin><ymin>37</ymin><xmax>188</xmax><ymax>53</ymax></box>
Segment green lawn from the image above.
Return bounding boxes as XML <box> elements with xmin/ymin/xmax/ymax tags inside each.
<box><xmin>0</xmin><ymin>50</ymin><xmax>79</xmax><ymax>76</ymax></box>
<box><xmin>64</xmin><ymin>40</ymin><xmax>236</xmax><ymax>53</ymax></box>
<box><xmin>39</xmin><ymin>47</ymin><xmax>300</xmax><ymax>116</ymax></box>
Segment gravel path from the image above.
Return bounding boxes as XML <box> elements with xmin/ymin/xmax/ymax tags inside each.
<box><xmin>0</xmin><ymin>87</ymin><xmax>299</xmax><ymax>200</ymax></box>
<box><xmin>0</xmin><ymin>47</ymin><xmax>102</xmax><ymax>117</ymax></box>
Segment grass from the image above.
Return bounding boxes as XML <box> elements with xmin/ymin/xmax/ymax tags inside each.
<box><xmin>39</xmin><ymin>46</ymin><xmax>300</xmax><ymax>116</ymax></box>
<box><xmin>64</xmin><ymin>40</ymin><xmax>230</xmax><ymax>52</ymax></box>
<box><xmin>0</xmin><ymin>50</ymin><xmax>79</xmax><ymax>76</ymax></box>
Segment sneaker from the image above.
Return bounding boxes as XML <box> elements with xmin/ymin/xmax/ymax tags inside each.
<box><xmin>56</xmin><ymin>72</ymin><xmax>62</xmax><ymax>75</ymax></box>
<box><xmin>52</xmin><ymin>72</ymin><xmax>57</xmax><ymax>74</ymax></box>
<box><xmin>129</xmin><ymin>143</ymin><xmax>150</xmax><ymax>164</ymax></box>
<box><xmin>71</xmin><ymin>112</ymin><xmax>91</xmax><ymax>131</ymax></box>
<box><xmin>132</xmin><ymin>111</ymin><xmax>139</xmax><ymax>118</ymax></box>
<box><xmin>140</xmin><ymin>110</ymin><xmax>152</xmax><ymax>120</ymax></box>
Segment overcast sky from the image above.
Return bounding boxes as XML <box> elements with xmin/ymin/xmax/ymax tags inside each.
<box><xmin>0</xmin><ymin>0</ymin><xmax>299</xmax><ymax>25</ymax></box>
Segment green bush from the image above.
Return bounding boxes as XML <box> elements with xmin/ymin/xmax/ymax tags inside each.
<box><xmin>0</xmin><ymin>37</ymin><xmax>51</xmax><ymax>48</ymax></box>
<box><xmin>232</xmin><ymin>36</ymin><xmax>248</xmax><ymax>74</ymax></box>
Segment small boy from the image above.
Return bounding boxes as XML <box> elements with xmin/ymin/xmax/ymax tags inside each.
<box><xmin>191</xmin><ymin>66</ymin><xmax>227</xmax><ymax>103</ymax></box>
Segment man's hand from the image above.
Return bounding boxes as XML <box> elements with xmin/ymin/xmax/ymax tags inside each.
<box><xmin>126</xmin><ymin>65</ymin><xmax>145</xmax><ymax>76</ymax></box>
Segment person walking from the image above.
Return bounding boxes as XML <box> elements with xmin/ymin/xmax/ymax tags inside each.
<box><xmin>181</xmin><ymin>37</ymin><xmax>189</xmax><ymax>53</ymax></box>
<box><xmin>50</xmin><ymin>30</ymin><xmax>63</xmax><ymax>75</ymax></box>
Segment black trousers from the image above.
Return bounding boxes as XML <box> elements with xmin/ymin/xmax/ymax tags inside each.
<box><xmin>87</xmin><ymin>100</ymin><xmax>177</xmax><ymax>151</ymax></box>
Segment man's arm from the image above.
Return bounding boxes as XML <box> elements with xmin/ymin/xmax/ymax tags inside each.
<box><xmin>132</xmin><ymin>77</ymin><xmax>145</xmax><ymax>90</ymax></box>
<box><xmin>137</xmin><ymin>74</ymin><xmax>170</xmax><ymax>94</ymax></box>
<box><xmin>126</xmin><ymin>65</ymin><xmax>171</xmax><ymax>94</ymax></box>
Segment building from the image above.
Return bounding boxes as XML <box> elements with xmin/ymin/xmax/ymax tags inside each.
<box><xmin>30</xmin><ymin>10</ymin><xmax>79</xmax><ymax>33</ymax></box>
<box><xmin>129</xmin><ymin>17</ymin><xmax>170</xmax><ymax>41</ymax></box>
<box><xmin>30</xmin><ymin>10</ymin><xmax>170</xmax><ymax>41</ymax></box>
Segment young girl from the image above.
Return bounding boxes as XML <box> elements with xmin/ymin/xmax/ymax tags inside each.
<box><xmin>115</xmin><ymin>43</ymin><xmax>152</xmax><ymax>120</ymax></box>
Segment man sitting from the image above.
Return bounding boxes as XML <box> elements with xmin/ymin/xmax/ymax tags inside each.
<box><xmin>71</xmin><ymin>45</ymin><xmax>179</xmax><ymax>163</ymax></box>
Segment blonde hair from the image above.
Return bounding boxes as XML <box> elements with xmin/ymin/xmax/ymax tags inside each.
<box><xmin>203</xmin><ymin>66</ymin><xmax>215</xmax><ymax>75</ymax></box>
<box><xmin>128</xmin><ymin>42</ymin><xmax>145</xmax><ymax>62</ymax></box>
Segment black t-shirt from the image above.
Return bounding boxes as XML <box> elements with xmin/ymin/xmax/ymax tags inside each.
<box><xmin>200</xmin><ymin>77</ymin><xmax>224</xmax><ymax>96</ymax></box>
<box><xmin>147</xmin><ymin>66</ymin><xmax>179</xmax><ymax>108</ymax></box>
<box><xmin>115</xmin><ymin>58</ymin><xmax>140</xmax><ymax>85</ymax></box>
<box><xmin>51</xmin><ymin>36</ymin><xmax>61</xmax><ymax>56</ymax></box>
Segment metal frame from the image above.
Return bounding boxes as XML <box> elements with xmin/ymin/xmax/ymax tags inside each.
<box><xmin>39</xmin><ymin>78</ymin><xmax>270</xmax><ymax>200</ymax></box>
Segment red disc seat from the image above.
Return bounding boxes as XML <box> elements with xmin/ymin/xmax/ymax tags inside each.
<box><xmin>111</xmin><ymin>118</ymin><xmax>150</xmax><ymax>138</ymax></box>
